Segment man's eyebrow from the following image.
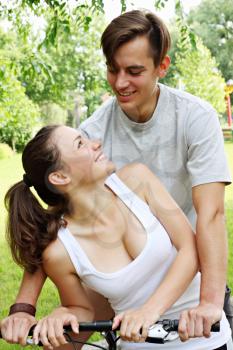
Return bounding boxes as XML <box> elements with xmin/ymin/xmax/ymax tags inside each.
<box><xmin>127</xmin><ymin>65</ymin><xmax>145</xmax><ymax>69</ymax></box>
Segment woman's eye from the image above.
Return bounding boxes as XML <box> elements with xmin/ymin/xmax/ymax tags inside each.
<box><xmin>77</xmin><ymin>140</ymin><xmax>82</xmax><ymax>148</ymax></box>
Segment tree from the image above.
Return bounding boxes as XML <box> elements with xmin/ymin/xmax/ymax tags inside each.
<box><xmin>0</xmin><ymin>7</ymin><xmax>109</xmax><ymax>125</ymax></box>
<box><xmin>187</xmin><ymin>0</ymin><xmax>233</xmax><ymax>82</ymax></box>
<box><xmin>0</xmin><ymin>0</ymin><xmax>196</xmax><ymax>68</ymax></box>
<box><xmin>0</xmin><ymin>62</ymin><xmax>40</xmax><ymax>151</ymax></box>
<box><xmin>174</xmin><ymin>38</ymin><xmax>226</xmax><ymax>115</ymax></box>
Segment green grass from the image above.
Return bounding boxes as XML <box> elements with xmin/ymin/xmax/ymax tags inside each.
<box><xmin>0</xmin><ymin>144</ymin><xmax>232</xmax><ymax>349</ymax></box>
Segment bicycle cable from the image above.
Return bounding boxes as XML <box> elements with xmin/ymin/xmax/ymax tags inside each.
<box><xmin>64</xmin><ymin>332</ymin><xmax>109</xmax><ymax>350</ymax></box>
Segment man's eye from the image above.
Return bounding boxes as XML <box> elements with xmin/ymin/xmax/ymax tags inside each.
<box><xmin>129</xmin><ymin>71</ymin><xmax>142</xmax><ymax>76</ymax></box>
<box><xmin>107</xmin><ymin>67</ymin><xmax>116</xmax><ymax>74</ymax></box>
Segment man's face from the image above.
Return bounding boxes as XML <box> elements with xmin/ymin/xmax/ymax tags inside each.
<box><xmin>106</xmin><ymin>35</ymin><xmax>163</xmax><ymax>122</ymax></box>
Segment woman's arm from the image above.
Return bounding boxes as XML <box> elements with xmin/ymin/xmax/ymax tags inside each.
<box><xmin>33</xmin><ymin>239</ymin><xmax>94</xmax><ymax>348</ymax></box>
<box><xmin>142</xmin><ymin>164</ymin><xmax>199</xmax><ymax>314</ymax></box>
<box><xmin>113</xmin><ymin>163</ymin><xmax>199</xmax><ymax>342</ymax></box>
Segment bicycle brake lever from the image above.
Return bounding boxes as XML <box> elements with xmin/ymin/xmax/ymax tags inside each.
<box><xmin>146</xmin><ymin>323</ymin><xmax>179</xmax><ymax>344</ymax></box>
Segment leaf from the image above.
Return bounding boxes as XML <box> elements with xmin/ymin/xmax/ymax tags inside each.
<box><xmin>189</xmin><ymin>32</ymin><xmax>197</xmax><ymax>50</ymax></box>
<box><xmin>120</xmin><ymin>0</ymin><xmax>127</xmax><ymax>12</ymax></box>
<box><xmin>154</xmin><ymin>0</ymin><xmax>168</xmax><ymax>10</ymax></box>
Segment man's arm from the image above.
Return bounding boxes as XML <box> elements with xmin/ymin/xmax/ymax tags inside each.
<box><xmin>179</xmin><ymin>182</ymin><xmax>227</xmax><ymax>340</ymax></box>
<box><xmin>194</xmin><ymin>182</ymin><xmax>227</xmax><ymax>310</ymax></box>
<box><xmin>0</xmin><ymin>267</ymin><xmax>46</xmax><ymax>346</ymax></box>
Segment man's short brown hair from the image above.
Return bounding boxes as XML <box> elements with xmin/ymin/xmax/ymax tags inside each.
<box><xmin>101</xmin><ymin>10</ymin><xmax>171</xmax><ymax>68</ymax></box>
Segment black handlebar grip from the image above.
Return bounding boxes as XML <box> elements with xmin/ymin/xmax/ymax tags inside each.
<box><xmin>64</xmin><ymin>320</ymin><xmax>114</xmax><ymax>332</ymax></box>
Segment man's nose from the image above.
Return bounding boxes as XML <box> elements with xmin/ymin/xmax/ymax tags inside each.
<box><xmin>115</xmin><ymin>72</ymin><xmax>129</xmax><ymax>90</ymax></box>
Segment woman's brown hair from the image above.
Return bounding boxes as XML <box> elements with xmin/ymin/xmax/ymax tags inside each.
<box><xmin>101</xmin><ymin>9</ymin><xmax>171</xmax><ymax>69</ymax></box>
<box><xmin>5</xmin><ymin>125</ymin><xmax>68</xmax><ymax>273</ymax></box>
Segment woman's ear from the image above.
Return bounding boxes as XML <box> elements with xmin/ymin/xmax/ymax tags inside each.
<box><xmin>48</xmin><ymin>171</ymin><xmax>71</xmax><ymax>187</ymax></box>
<box><xmin>157</xmin><ymin>55</ymin><xmax>171</xmax><ymax>78</ymax></box>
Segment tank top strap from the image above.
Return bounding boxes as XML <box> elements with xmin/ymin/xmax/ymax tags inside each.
<box><xmin>105</xmin><ymin>173</ymin><xmax>159</xmax><ymax>231</ymax></box>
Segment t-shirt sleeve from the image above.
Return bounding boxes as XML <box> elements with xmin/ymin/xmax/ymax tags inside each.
<box><xmin>185</xmin><ymin>105</ymin><xmax>231</xmax><ymax>187</ymax></box>
<box><xmin>79</xmin><ymin>123</ymin><xmax>90</xmax><ymax>138</ymax></box>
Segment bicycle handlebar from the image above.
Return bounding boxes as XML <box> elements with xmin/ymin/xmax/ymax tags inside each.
<box><xmin>0</xmin><ymin>319</ymin><xmax>220</xmax><ymax>346</ymax></box>
<box><xmin>50</xmin><ymin>319</ymin><xmax>220</xmax><ymax>333</ymax></box>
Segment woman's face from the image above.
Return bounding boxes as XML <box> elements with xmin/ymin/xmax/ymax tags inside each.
<box><xmin>51</xmin><ymin>126</ymin><xmax>115</xmax><ymax>188</ymax></box>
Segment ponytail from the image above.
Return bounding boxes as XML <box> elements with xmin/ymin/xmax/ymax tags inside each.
<box><xmin>5</xmin><ymin>180</ymin><xmax>62</xmax><ymax>273</ymax></box>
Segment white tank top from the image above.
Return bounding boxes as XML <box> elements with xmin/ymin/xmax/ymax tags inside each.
<box><xmin>58</xmin><ymin>173</ymin><xmax>231</xmax><ymax>349</ymax></box>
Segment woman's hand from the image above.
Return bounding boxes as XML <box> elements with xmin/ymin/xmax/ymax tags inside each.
<box><xmin>112</xmin><ymin>306</ymin><xmax>160</xmax><ymax>343</ymax></box>
<box><xmin>0</xmin><ymin>313</ymin><xmax>36</xmax><ymax>346</ymax></box>
<box><xmin>33</xmin><ymin>307</ymin><xmax>79</xmax><ymax>349</ymax></box>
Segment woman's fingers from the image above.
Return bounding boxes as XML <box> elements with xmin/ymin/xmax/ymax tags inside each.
<box><xmin>141</xmin><ymin>321</ymin><xmax>151</xmax><ymax>342</ymax></box>
<box><xmin>119</xmin><ymin>315</ymin><xmax>150</xmax><ymax>342</ymax></box>
<box><xmin>112</xmin><ymin>313</ymin><xmax>123</xmax><ymax>330</ymax></box>
<box><xmin>117</xmin><ymin>307</ymin><xmax>158</xmax><ymax>343</ymax></box>
<box><xmin>33</xmin><ymin>314</ymin><xmax>79</xmax><ymax>348</ymax></box>
<box><xmin>69</xmin><ymin>315</ymin><xmax>79</xmax><ymax>334</ymax></box>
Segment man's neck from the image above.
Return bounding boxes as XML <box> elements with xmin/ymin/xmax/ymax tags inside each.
<box><xmin>123</xmin><ymin>85</ymin><xmax>160</xmax><ymax>123</ymax></box>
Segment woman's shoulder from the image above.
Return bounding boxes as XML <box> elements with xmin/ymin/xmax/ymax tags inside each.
<box><xmin>115</xmin><ymin>163</ymin><xmax>156</xmax><ymax>199</ymax></box>
<box><xmin>115</xmin><ymin>163</ymin><xmax>165</xmax><ymax>201</ymax></box>
<box><xmin>42</xmin><ymin>238</ymin><xmax>69</xmax><ymax>266</ymax></box>
<box><xmin>116</xmin><ymin>163</ymin><xmax>158</xmax><ymax>185</ymax></box>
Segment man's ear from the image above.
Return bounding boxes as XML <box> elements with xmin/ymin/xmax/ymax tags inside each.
<box><xmin>48</xmin><ymin>171</ymin><xmax>71</xmax><ymax>187</ymax></box>
<box><xmin>158</xmin><ymin>55</ymin><xmax>171</xmax><ymax>78</ymax></box>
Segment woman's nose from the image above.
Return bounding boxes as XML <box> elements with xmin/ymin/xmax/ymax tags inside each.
<box><xmin>90</xmin><ymin>139</ymin><xmax>102</xmax><ymax>149</ymax></box>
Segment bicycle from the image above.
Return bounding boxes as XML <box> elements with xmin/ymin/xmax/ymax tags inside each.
<box><xmin>0</xmin><ymin>319</ymin><xmax>220</xmax><ymax>350</ymax></box>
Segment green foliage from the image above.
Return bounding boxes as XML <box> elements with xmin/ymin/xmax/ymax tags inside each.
<box><xmin>40</xmin><ymin>102</ymin><xmax>68</xmax><ymax>124</ymax></box>
<box><xmin>0</xmin><ymin>0</ymin><xmax>198</xmax><ymax>126</ymax></box>
<box><xmin>0</xmin><ymin>60</ymin><xmax>40</xmax><ymax>151</ymax></box>
<box><xmin>174</xmin><ymin>38</ymin><xmax>226</xmax><ymax>114</ymax></box>
<box><xmin>188</xmin><ymin>0</ymin><xmax>233</xmax><ymax>81</ymax></box>
<box><xmin>154</xmin><ymin>0</ymin><xmax>168</xmax><ymax>9</ymax></box>
<box><xmin>0</xmin><ymin>7</ymin><xmax>108</xmax><ymax>128</ymax></box>
<box><xmin>0</xmin><ymin>143</ymin><xmax>13</xmax><ymax>160</ymax></box>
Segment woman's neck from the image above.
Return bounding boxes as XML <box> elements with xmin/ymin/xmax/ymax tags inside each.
<box><xmin>65</xmin><ymin>178</ymin><xmax>116</xmax><ymax>225</ymax></box>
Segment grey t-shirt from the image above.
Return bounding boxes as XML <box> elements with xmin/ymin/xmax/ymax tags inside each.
<box><xmin>80</xmin><ymin>83</ymin><xmax>231</xmax><ymax>228</ymax></box>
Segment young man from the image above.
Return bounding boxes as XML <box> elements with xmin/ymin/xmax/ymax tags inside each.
<box><xmin>1</xmin><ymin>9</ymin><xmax>232</xmax><ymax>349</ymax></box>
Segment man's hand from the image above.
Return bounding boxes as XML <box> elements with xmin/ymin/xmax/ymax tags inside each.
<box><xmin>178</xmin><ymin>303</ymin><xmax>222</xmax><ymax>341</ymax></box>
<box><xmin>0</xmin><ymin>312</ymin><xmax>36</xmax><ymax>346</ymax></box>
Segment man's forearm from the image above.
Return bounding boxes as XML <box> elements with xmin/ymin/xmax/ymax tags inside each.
<box><xmin>196</xmin><ymin>211</ymin><xmax>227</xmax><ymax>308</ymax></box>
<box><xmin>15</xmin><ymin>267</ymin><xmax>47</xmax><ymax>306</ymax></box>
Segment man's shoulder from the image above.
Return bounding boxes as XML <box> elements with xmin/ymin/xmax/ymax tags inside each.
<box><xmin>159</xmin><ymin>83</ymin><xmax>215</xmax><ymax>113</ymax></box>
<box><xmin>80</xmin><ymin>96</ymin><xmax>116</xmax><ymax>131</ymax></box>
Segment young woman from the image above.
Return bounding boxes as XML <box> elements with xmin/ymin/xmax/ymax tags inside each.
<box><xmin>4</xmin><ymin>125</ymin><xmax>231</xmax><ymax>350</ymax></box>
